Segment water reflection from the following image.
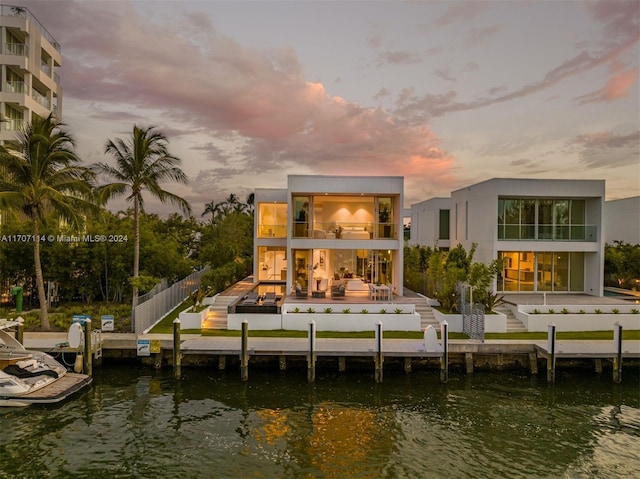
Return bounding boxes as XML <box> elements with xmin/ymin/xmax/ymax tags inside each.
<box><xmin>0</xmin><ymin>366</ymin><xmax>638</xmax><ymax>479</ymax></box>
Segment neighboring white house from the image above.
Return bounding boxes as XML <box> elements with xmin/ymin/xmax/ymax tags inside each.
<box><xmin>408</xmin><ymin>197</ymin><xmax>451</xmax><ymax>250</ymax></box>
<box><xmin>603</xmin><ymin>196</ymin><xmax>640</xmax><ymax>245</ymax></box>
<box><xmin>410</xmin><ymin>178</ymin><xmax>607</xmax><ymax>297</ymax></box>
<box><xmin>254</xmin><ymin>175</ymin><xmax>405</xmax><ymax>297</ymax></box>
<box><xmin>449</xmin><ymin>178</ymin><xmax>605</xmax><ymax>296</ymax></box>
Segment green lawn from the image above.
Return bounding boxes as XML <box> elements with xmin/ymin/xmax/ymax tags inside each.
<box><xmin>150</xmin><ymin>302</ymin><xmax>639</xmax><ymax>340</ymax></box>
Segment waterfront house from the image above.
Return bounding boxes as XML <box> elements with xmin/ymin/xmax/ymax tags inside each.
<box><xmin>409</xmin><ymin>178</ymin><xmax>605</xmax><ymax>296</ymax></box>
<box><xmin>255</xmin><ymin>175</ymin><xmax>405</xmax><ymax>298</ymax></box>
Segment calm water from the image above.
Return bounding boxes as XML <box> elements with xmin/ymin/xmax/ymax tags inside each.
<box><xmin>1</xmin><ymin>365</ymin><xmax>639</xmax><ymax>479</ymax></box>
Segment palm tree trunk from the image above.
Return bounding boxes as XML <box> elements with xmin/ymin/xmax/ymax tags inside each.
<box><xmin>131</xmin><ymin>199</ymin><xmax>140</xmax><ymax>332</ymax></box>
<box><xmin>32</xmin><ymin>217</ymin><xmax>50</xmax><ymax>330</ymax></box>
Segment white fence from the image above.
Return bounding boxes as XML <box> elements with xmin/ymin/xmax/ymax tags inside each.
<box><xmin>133</xmin><ymin>267</ymin><xmax>209</xmax><ymax>334</ymax></box>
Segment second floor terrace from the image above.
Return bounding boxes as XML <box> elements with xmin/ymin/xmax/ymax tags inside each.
<box><xmin>257</xmin><ymin>194</ymin><xmax>400</xmax><ymax>240</ymax></box>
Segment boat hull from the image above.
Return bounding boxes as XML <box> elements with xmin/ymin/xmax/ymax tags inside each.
<box><xmin>0</xmin><ymin>373</ymin><xmax>92</xmax><ymax>407</ymax></box>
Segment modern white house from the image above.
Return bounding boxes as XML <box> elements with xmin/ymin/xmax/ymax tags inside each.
<box><xmin>254</xmin><ymin>175</ymin><xmax>405</xmax><ymax>298</ymax></box>
<box><xmin>449</xmin><ymin>178</ymin><xmax>605</xmax><ymax>296</ymax></box>
<box><xmin>0</xmin><ymin>4</ymin><xmax>61</xmax><ymax>147</ymax></box>
<box><xmin>603</xmin><ymin>196</ymin><xmax>640</xmax><ymax>245</ymax></box>
<box><xmin>408</xmin><ymin>197</ymin><xmax>450</xmax><ymax>250</ymax></box>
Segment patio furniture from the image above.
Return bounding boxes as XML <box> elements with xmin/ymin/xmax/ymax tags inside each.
<box><xmin>244</xmin><ymin>291</ymin><xmax>258</xmax><ymax>305</ymax></box>
<box><xmin>331</xmin><ymin>282</ymin><xmax>345</xmax><ymax>298</ymax></box>
<box><xmin>295</xmin><ymin>283</ymin><xmax>308</xmax><ymax>298</ymax></box>
<box><xmin>263</xmin><ymin>292</ymin><xmax>277</xmax><ymax>305</ymax></box>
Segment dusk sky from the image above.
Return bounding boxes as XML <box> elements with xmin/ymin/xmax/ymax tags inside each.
<box><xmin>21</xmin><ymin>0</ymin><xmax>640</xmax><ymax>217</ymax></box>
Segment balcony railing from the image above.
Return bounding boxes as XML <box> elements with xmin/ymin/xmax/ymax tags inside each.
<box><xmin>498</xmin><ymin>224</ymin><xmax>597</xmax><ymax>241</ymax></box>
<box><xmin>1</xmin><ymin>5</ymin><xmax>61</xmax><ymax>53</ymax></box>
<box><xmin>257</xmin><ymin>224</ymin><xmax>287</xmax><ymax>238</ymax></box>
<box><xmin>3</xmin><ymin>118</ymin><xmax>26</xmax><ymax>131</ymax></box>
<box><xmin>41</xmin><ymin>62</ymin><xmax>51</xmax><ymax>77</ymax></box>
<box><xmin>3</xmin><ymin>80</ymin><xmax>25</xmax><ymax>93</ymax></box>
<box><xmin>4</xmin><ymin>42</ymin><xmax>28</xmax><ymax>57</ymax></box>
<box><xmin>32</xmin><ymin>91</ymin><xmax>50</xmax><ymax>109</ymax></box>
<box><xmin>292</xmin><ymin>222</ymin><xmax>397</xmax><ymax>239</ymax></box>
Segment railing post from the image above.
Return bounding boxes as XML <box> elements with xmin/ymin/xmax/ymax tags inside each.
<box><xmin>14</xmin><ymin>319</ymin><xmax>24</xmax><ymax>345</ymax></box>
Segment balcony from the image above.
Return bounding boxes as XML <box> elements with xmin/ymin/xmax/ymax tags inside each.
<box><xmin>4</xmin><ymin>42</ymin><xmax>28</xmax><ymax>57</ymax></box>
<box><xmin>32</xmin><ymin>91</ymin><xmax>50</xmax><ymax>109</ymax></box>
<box><xmin>292</xmin><ymin>222</ymin><xmax>397</xmax><ymax>239</ymax></box>
<box><xmin>3</xmin><ymin>119</ymin><xmax>26</xmax><ymax>131</ymax></box>
<box><xmin>257</xmin><ymin>224</ymin><xmax>287</xmax><ymax>238</ymax></box>
<box><xmin>498</xmin><ymin>224</ymin><xmax>597</xmax><ymax>241</ymax></box>
<box><xmin>4</xmin><ymin>81</ymin><xmax>25</xmax><ymax>93</ymax></box>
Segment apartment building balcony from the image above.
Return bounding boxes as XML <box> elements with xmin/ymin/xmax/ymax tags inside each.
<box><xmin>3</xmin><ymin>42</ymin><xmax>28</xmax><ymax>57</ymax></box>
<box><xmin>257</xmin><ymin>223</ymin><xmax>287</xmax><ymax>238</ymax></box>
<box><xmin>31</xmin><ymin>90</ymin><xmax>50</xmax><ymax>109</ymax></box>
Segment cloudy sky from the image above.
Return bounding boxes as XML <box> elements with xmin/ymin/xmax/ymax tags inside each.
<box><xmin>21</xmin><ymin>0</ymin><xmax>640</xmax><ymax>216</ymax></box>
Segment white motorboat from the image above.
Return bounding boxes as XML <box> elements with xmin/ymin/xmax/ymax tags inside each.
<box><xmin>0</xmin><ymin>319</ymin><xmax>92</xmax><ymax>407</ymax></box>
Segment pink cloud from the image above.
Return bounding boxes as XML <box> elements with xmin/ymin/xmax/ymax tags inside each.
<box><xmin>576</xmin><ymin>63</ymin><xmax>639</xmax><ymax>104</ymax></box>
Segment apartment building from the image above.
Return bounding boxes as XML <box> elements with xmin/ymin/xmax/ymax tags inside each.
<box><xmin>0</xmin><ymin>4</ymin><xmax>61</xmax><ymax>147</ymax></box>
<box><xmin>254</xmin><ymin>175</ymin><xmax>405</xmax><ymax>297</ymax></box>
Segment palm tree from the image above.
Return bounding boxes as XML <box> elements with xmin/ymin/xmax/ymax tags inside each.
<box><xmin>0</xmin><ymin>114</ymin><xmax>95</xmax><ymax>330</ymax></box>
<box><xmin>95</xmin><ymin>125</ymin><xmax>191</xmax><ymax>325</ymax></box>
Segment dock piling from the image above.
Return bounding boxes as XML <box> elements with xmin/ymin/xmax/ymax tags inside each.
<box><xmin>83</xmin><ymin>319</ymin><xmax>92</xmax><ymax>377</ymax></box>
<box><xmin>241</xmin><ymin>321</ymin><xmax>249</xmax><ymax>381</ymax></box>
<box><xmin>173</xmin><ymin>319</ymin><xmax>181</xmax><ymax>379</ymax></box>
<box><xmin>308</xmin><ymin>321</ymin><xmax>316</xmax><ymax>383</ymax></box>
<box><xmin>375</xmin><ymin>321</ymin><xmax>383</xmax><ymax>383</ymax></box>
<box><xmin>440</xmin><ymin>321</ymin><xmax>449</xmax><ymax>383</ymax></box>
<box><xmin>613</xmin><ymin>322</ymin><xmax>623</xmax><ymax>383</ymax></box>
<box><xmin>547</xmin><ymin>323</ymin><xmax>556</xmax><ymax>383</ymax></box>
<box><xmin>15</xmin><ymin>321</ymin><xmax>23</xmax><ymax>345</ymax></box>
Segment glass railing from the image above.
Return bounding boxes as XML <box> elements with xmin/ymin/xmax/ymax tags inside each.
<box><xmin>1</xmin><ymin>5</ymin><xmax>61</xmax><ymax>53</ymax></box>
<box><xmin>32</xmin><ymin>91</ymin><xmax>50</xmax><ymax>109</ymax></box>
<box><xmin>4</xmin><ymin>42</ymin><xmax>28</xmax><ymax>57</ymax></box>
<box><xmin>41</xmin><ymin>62</ymin><xmax>51</xmax><ymax>76</ymax></box>
<box><xmin>4</xmin><ymin>81</ymin><xmax>25</xmax><ymax>93</ymax></box>
<box><xmin>257</xmin><ymin>224</ymin><xmax>287</xmax><ymax>238</ymax></box>
<box><xmin>292</xmin><ymin>222</ymin><xmax>397</xmax><ymax>239</ymax></box>
<box><xmin>498</xmin><ymin>224</ymin><xmax>597</xmax><ymax>241</ymax></box>
<box><xmin>3</xmin><ymin>119</ymin><xmax>25</xmax><ymax>131</ymax></box>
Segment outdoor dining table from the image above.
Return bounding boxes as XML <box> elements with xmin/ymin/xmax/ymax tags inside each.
<box><xmin>372</xmin><ymin>284</ymin><xmax>391</xmax><ymax>301</ymax></box>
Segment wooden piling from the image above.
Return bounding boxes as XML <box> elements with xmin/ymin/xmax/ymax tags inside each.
<box><xmin>404</xmin><ymin>357</ymin><xmax>412</xmax><ymax>373</ymax></box>
<box><xmin>279</xmin><ymin>355</ymin><xmax>287</xmax><ymax>371</ymax></box>
<box><xmin>15</xmin><ymin>322</ymin><xmax>23</xmax><ymax>345</ymax></box>
<box><xmin>308</xmin><ymin>321</ymin><xmax>316</xmax><ymax>383</ymax></box>
<box><xmin>465</xmin><ymin>352</ymin><xmax>474</xmax><ymax>374</ymax></box>
<box><xmin>218</xmin><ymin>355</ymin><xmax>226</xmax><ymax>370</ymax></box>
<box><xmin>594</xmin><ymin>358</ymin><xmax>602</xmax><ymax>374</ymax></box>
<box><xmin>241</xmin><ymin>321</ymin><xmax>249</xmax><ymax>381</ymax></box>
<box><xmin>529</xmin><ymin>352</ymin><xmax>538</xmax><ymax>375</ymax></box>
<box><xmin>83</xmin><ymin>319</ymin><xmax>92</xmax><ymax>377</ymax></box>
<box><xmin>613</xmin><ymin>322</ymin><xmax>623</xmax><ymax>383</ymax></box>
<box><xmin>440</xmin><ymin>321</ymin><xmax>449</xmax><ymax>383</ymax></box>
<box><xmin>547</xmin><ymin>323</ymin><xmax>556</xmax><ymax>383</ymax></box>
<box><xmin>173</xmin><ymin>319</ymin><xmax>181</xmax><ymax>379</ymax></box>
<box><xmin>338</xmin><ymin>357</ymin><xmax>346</xmax><ymax>372</ymax></box>
<box><xmin>375</xmin><ymin>322</ymin><xmax>383</xmax><ymax>383</ymax></box>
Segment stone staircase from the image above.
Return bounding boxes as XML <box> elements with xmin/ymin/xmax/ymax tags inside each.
<box><xmin>496</xmin><ymin>304</ymin><xmax>527</xmax><ymax>333</ymax></box>
<box><xmin>413</xmin><ymin>296</ymin><xmax>439</xmax><ymax>329</ymax></box>
<box><xmin>201</xmin><ymin>295</ymin><xmax>237</xmax><ymax>329</ymax></box>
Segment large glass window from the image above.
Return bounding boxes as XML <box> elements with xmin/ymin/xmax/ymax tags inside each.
<box><xmin>377</xmin><ymin>197</ymin><xmax>393</xmax><ymax>238</ymax></box>
<box><xmin>292</xmin><ymin>196</ymin><xmax>310</xmax><ymax>238</ymax></box>
<box><xmin>499</xmin><ymin>198</ymin><xmax>590</xmax><ymax>241</ymax></box>
<box><xmin>257</xmin><ymin>203</ymin><xmax>287</xmax><ymax>238</ymax></box>
<box><xmin>438</xmin><ymin>210</ymin><xmax>450</xmax><ymax>240</ymax></box>
<box><xmin>498</xmin><ymin>250</ymin><xmax>585</xmax><ymax>292</ymax></box>
<box><xmin>257</xmin><ymin>246</ymin><xmax>286</xmax><ymax>281</ymax></box>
